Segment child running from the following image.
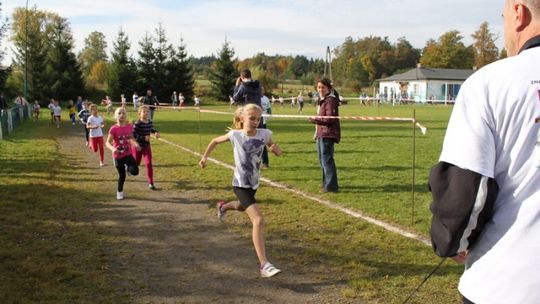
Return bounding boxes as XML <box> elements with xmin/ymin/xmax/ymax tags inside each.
<box><xmin>86</xmin><ymin>104</ymin><xmax>106</xmax><ymax>167</ymax></box>
<box><xmin>78</xmin><ymin>101</ymin><xmax>91</xmax><ymax>146</ymax></box>
<box><xmin>199</xmin><ymin>104</ymin><xmax>283</xmax><ymax>278</ymax></box>
<box><xmin>51</xmin><ymin>99</ymin><xmax>62</xmax><ymax>128</ymax></box>
<box><xmin>32</xmin><ymin>100</ymin><xmax>41</xmax><ymax>121</ymax></box>
<box><xmin>68</xmin><ymin>99</ymin><xmax>76</xmax><ymax>125</ymax></box>
<box><xmin>132</xmin><ymin>105</ymin><xmax>160</xmax><ymax>190</ymax></box>
<box><xmin>106</xmin><ymin>107</ymin><xmax>140</xmax><ymax>200</ymax></box>
<box><xmin>48</xmin><ymin>99</ymin><xmax>54</xmax><ymax>124</ymax></box>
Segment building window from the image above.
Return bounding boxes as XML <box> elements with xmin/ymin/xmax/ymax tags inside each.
<box><xmin>447</xmin><ymin>84</ymin><xmax>461</xmax><ymax>100</ymax></box>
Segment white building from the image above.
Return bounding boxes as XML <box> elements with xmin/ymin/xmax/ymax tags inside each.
<box><xmin>378</xmin><ymin>67</ymin><xmax>475</xmax><ymax>104</ymax></box>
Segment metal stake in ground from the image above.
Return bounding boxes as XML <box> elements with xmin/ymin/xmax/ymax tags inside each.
<box><xmin>411</xmin><ymin>109</ymin><xmax>416</xmax><ymax>226</ymax></box>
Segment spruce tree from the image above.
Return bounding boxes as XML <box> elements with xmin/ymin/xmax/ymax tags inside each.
<box><xmin>10</xmin><ymin>7</ymin><xmax>49</xmax><ymax>101</ymax></box>
<box><xmin>152</xmin><ymin>24</ymin><xmax>173</xmax><ymax>99</ymax></box>
<box><xmin>169</xmin><ymin>39</ymin><xmax>194</xmax><ymax>103</ymax></box>
<box><xmin>108</xmin><ymin>28</ymin><xmax>137</xmax><ymax>99</ymax></box>
<box><xmin>44</xmin><ymin>15</ymin><xmax>84</xmax><ymax>101</ymax></box>
<box><xmin>209</xmin><ymin>40</ymin><xmax>237</xmax><ymax>101</ymax></box>
<box><xmin>137</xmin><ymin>33</ymin><xmax>156</xmax><ymax>94</ymax></box>
<box><xmin>0</xmin><ymin>1</ymin><xmax>8</xmax><ymax>90</ymax></box>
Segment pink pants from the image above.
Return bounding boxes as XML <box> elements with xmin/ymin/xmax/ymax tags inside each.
<box><xmin>90</xmin><ymin>136</ymin><xmax>104</xmax><ymax>162</ymax></box>
<box><xmin>132</xmin><ymin>145</ymin><xmax>153</xmax><ymax>184</ymax></box>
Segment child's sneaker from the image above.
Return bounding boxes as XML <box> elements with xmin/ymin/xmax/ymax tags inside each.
<box><xmin>260</xmin><ymin>262</ymin><xmax>281</xmax><ymax>278</ymax></box>
<box><xmin>116</xmin><ymin>191</ymin><xmax>124</xmax><ymax>200</ymax></box>
<box><xmin>148</xmin><ymin>184</ymin><xmax>156</xmax><ymax>190</ymax></box>
<box><xmin>100</xmin><ymin>161</ymin><xmax>105</xmax><ymax>167</ymax></box>
<box><xmin>217</xmin><ymin>201</ymin><xmax>226</xmax><ymax>221</ymax></box>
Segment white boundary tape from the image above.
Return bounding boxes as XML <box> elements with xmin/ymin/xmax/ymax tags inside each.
<box><xmin>115</xmin><ymin>103</ymin><xmax>428</xmax><ymax>135</ymax></box>
<box><xmin>198</xmin><ymin>108</ymin><xmax>428</xmax><ymax>135</ymax></box>
<box><xmin>158</xmin><ymin>137</ymin><xmax>431</xmax><ymax>246</ymax></box>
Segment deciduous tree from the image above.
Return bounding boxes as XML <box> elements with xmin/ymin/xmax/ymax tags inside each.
<box><xmin>471</xmin><ymin>21</ymin><xmax>499</xmax><ymax>68</ymax></box>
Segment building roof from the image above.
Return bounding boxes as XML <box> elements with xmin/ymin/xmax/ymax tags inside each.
<box><xmin>378</xmin><ymin>67</ymin><xmax>475</xmax><ymax>82</ymax></box>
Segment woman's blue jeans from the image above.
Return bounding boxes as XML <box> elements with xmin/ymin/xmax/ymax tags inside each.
<box><xmin>317</xmin><ymin>138</ymin><xmax>338</xmax><ymax>192</ymax></box>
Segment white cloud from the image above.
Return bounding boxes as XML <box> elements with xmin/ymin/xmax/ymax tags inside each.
<box><xmin>2</xmin><ymin>0</ymin><xmax>504</xmax><ymax>64</ymax></box>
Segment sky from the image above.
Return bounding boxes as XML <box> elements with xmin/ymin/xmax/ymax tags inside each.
<box><xmin>2</xmin><ymin>0</ymin><xmax>505</xmax><ymax>64</ymax></box>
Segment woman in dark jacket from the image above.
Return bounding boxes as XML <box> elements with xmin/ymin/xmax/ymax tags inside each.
<box><xmin>308</xmin><ymin>78</ymin><xmax>341</xmax><ymax>193</ymax></box>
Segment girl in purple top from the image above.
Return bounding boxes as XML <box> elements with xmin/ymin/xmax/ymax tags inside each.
<box><xmin>132</xmin><ymin>105</ymin><xmax>160</xmax><ymax>190</ymax></box>
<box><xmin>106</xmin><ymin>107</ymin><xmax>140</xmax><ymax>200</ymax></box>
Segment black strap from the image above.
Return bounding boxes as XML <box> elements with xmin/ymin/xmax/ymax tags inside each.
<box><xmin>401</xmin><ymin>258</ymin><xmax>447</xmax><ymax>304</ymax></box>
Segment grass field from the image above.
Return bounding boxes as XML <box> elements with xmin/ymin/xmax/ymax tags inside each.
<box><xmin>159</xmin><ymin>102</ymin><xmax>451</xmax><ymax>235</ymax></box>
<box><xmin>0</xmin><ymin>102</ymin><xmax>464</xmax><ymax>303</ymax></box>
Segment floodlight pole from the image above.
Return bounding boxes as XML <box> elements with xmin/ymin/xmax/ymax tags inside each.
<box><xmin>411</xmin><ymin>109</ymin><xmax>417</xmax><ymax>226</ymax></box>
<box><xmin>324</xmin><ymin>46</ymin><xmax>332</xmax><ymax>79</ymax></box>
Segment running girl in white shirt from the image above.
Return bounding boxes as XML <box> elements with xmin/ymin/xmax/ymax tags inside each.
<box><xmin>199</xmin><ymin>104</ymin><xmax>283</xmax><ymax>278</ymax></box>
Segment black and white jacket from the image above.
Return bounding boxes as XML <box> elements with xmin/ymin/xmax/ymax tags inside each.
<box><xmin>429</xmin><ymin>161</ymin><xmax>498</xmax><ymax>257</ymax></box>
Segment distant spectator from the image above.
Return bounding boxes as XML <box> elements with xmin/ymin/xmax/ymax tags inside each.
<box><xmin>132</xmin><ymin>92</ymin><xmax>139</xmax><ymax>110</ymax></box>
<box><xmin>171</xmin><ymin>91</ymin><xmax>178</xmax><ymax>107</ymax></box>
<box><xmin>179</xmin><ymin>92</ymin><xmax>185</xmax><ymax>107</ymax></box>
<box><xmin>232</xmin><ymin>69</ymin><xmax>262</xmax><ymax>107</ymax></box>
<box><xmin>297</xmin><ymin>93</ymin><xmax>304</xmax><ymax>113</ymax></box>
<box><xmin>75</xmin><ymin>96</ymin><xmax>84</xmax><ymax>112</ymax></box>
<box><xmin>120</xmin><ymin>94</ymin><xmax>127</xmax><ymax>109</ymax></box>
<box><xmin>0</xmin><ymin>92</ymin><xmax>6</xmax><ymax>116</ymax></box>
<box><xmin>308</xmin><ymin>78</ymin><xmax>340</xmax><ymax>193</ymax></box>
<box><xmin>14</xmin><ymin>95</ymin><xmax>27</xmax><ymax>107</ymax></box>
<box><xmin>142</xmin><ymin>90</ymin><xmax>160</xmax><ymax>120</ymax></box>
<box><xmin>260</xmin><ymin>89</ymin><xmax>272</xmax><ymax>169</ymax></box>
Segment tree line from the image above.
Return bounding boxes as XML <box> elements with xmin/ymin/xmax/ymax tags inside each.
<box><xmin>3</xmin><ymin>6</ymin><xmax>194</xmax><ymax>104</ymax></box>
<box><xmin>0</xmin><ymin>3</ymin><xmax>502</xmax><ymax>103</ymax></box>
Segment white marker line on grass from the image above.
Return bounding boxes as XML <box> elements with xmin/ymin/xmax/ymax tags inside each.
<box><xmin>159</xmin><ymin>137</ymin><xmax>431</xmax><ymax>247</ymax></box>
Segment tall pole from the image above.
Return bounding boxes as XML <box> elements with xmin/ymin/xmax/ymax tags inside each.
<box><xmin>24</xmin><ymin>0</ymin><xmax>29</xmax><ymax>101</ymax></box>
<box><xmin>411</xmin><ymin>109</ymin><xmax>417</xmax><ymax>226</ymax></box>
<box><xmin>324</xmin><ymin>46</ymin><xmax>332</xmax><ymax>80</ymax></box>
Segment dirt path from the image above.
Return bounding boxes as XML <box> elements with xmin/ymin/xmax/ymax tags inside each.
<box><xmin>58</xmin><ymin>126</ymin><xmax>355</xmax><ymax>303</ymax></box>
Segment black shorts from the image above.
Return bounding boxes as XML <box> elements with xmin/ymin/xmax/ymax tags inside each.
<box><xmin>233</xmin><ymin>187</ymin><xmax>257</xmax><ymax>210</ymax></box>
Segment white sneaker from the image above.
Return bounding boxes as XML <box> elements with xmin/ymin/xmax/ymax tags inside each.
<box><xmin>116</xmin><ymin>191</ymin><xmax>124</xmax><ymax>200</ymax></box>
<box><xmin>217</xmin><ymin>201</ymin><xmax>226</xmax><ymax>221</ymax></box>
<box><xmin>260</xmin><ymin>262</ymin><xmax>281</xmax><ymax>278</ymax></box>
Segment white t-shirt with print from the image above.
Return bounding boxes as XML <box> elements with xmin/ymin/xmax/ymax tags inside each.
<box><xmin>52</xmin><ymin>105</ymin><xmax>62</xmax><ymax>116</ymax></box>
<box><xmin>440</xmin><ymin>46</ymin><xmax>540</xmax><ymax>304</ymax></box>
<box><xmin>229</xmin><ymin>129</ymin><xmax>271</xmax><ymax>189</ymax></box>
<box><xmin>87</xmin><ymin>115</ymin><xmax>104</xmax><ymax>138</ymax></box>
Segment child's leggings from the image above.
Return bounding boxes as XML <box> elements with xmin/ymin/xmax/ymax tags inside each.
<box><xmin>132</xmin><ymin>145</ymin><xmax>154</xmax><ymax>184</ymax></box>
<box><xmin>82</xmin><ymin>125</ymin><xmax>89</xmax><ymax>143</ymax></box>
<box><xmin>114</xmin><ymin>155</ymin><xmax>139</xmax><ymax>192</ymax></box>
<box><xmin>90</xmin><ymin>136</ymin><xmax>104</xmax><ymax>162</ymax></box>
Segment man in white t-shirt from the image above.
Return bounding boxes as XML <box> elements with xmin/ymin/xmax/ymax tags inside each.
<box><xmin>429</xmin><ymin>1</ymin><xmax>540</xmax><ymax>303</ymax></box>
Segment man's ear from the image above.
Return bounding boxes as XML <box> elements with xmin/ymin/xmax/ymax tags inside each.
<box><xmin>515</xmin><ymin>2</ymin><xmax>532</xmax><ymax>31</ymax></box>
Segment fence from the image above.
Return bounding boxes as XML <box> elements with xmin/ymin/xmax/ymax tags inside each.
<box><xmin>0</xmin><ymin>103</ymin><xmax>33</xmax><ymax>140</ymax></box>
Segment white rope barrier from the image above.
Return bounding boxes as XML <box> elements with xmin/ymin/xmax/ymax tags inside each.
<box><xmin>103</xmin><ymin>102</ymin><xmax>428</xmax><ymax>135</ymax></box>
<box><xmin>197</xmin><ymin>109</ymin><xmax>428</xmax><ymax>135</ymax></box>
<box><xmin>157</xmin><ymin>136</ymin><xmax>431</xmax><ymax>246</ymax></box>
